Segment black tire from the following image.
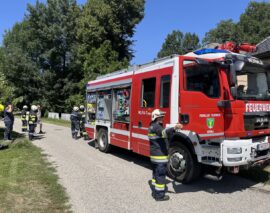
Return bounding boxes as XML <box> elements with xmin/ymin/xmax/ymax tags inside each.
<box><xmin>167</xmin><ymin>143</ymin><xmax>201</xmax><ymax>184</ymax></box>
<box><xmin>97</xmin><ymin>128</ymin><xmax>111</xmax><ymax>153</ymax></box>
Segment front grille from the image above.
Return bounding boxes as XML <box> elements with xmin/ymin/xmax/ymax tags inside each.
<box><xmin>244</xmin><ymin>112</ymin><xmax>270</xmax><ymax>131</ymax></box>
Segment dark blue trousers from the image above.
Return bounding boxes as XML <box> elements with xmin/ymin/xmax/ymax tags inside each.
<box><xmin>151</xmin><ymin>162</ymin><xmax>167</xmax><ymax>199</ymax></box>
<box><xmin>71</xmin><ymin>121</ymin><xmax>79</xmax><ymax>139</ymax></box>
<box><xmin>22</xmin><ymin>120</ymin><xmax>28</xmax><ymax>131</ymax></box>
<box><xmin>29</xmin><ymin>124</ymin><xmax>35</xmax><ymax>140</ymax></box>
<box><xmin>4</xmin><ymin>122</ymin><xmax>13</xmax><ymax>140</ymax></box>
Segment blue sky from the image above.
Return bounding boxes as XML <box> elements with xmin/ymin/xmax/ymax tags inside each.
<box><xmin>0</xmin><ymin>0</ymin><xmax>269</xmax><ymax>65</ymax></box>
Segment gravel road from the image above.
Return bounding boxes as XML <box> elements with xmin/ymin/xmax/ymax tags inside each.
<box><xmin>3</xmin><ymin>119</ymin><xmax>270</xmax><ymax>213</ymax></box>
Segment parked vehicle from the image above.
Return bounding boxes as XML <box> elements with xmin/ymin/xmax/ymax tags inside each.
<box><xmin>85</xmin><ymin>43</ymin><xmax>270</xmax><ymax>183</ymax></box>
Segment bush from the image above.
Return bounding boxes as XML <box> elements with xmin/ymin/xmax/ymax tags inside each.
<box><xmin>44</xmin><ymin>110</ymin><xmax>49</xmax><ymax>118</ymax></box>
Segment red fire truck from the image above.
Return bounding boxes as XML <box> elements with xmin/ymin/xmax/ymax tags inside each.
<box><xmin>85</xmin><ymin>44</ymin><xmax>270</xmax><ymax>183</ymax></box>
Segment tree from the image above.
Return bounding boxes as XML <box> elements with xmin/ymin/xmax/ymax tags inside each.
<box><xmin>203</xmin><ymin>2</ymin><xmax>270</xmax><ymax>45</ymax></box>
<box><xmin>239</xmin><ymin>1</ymin><xmax>270</xmax><ymax>44</ymax></box>
<box><xmin>157</xmin><ymin>30</ymin><xmax>200</xmax><ymax>58</ymax></box>
<box><xmin>203</xmin><ymin>19</ymin><xmax>244</xmax><ymax>45</ymax></box>
<box><xmin>0</xmin><ymin>69</ymin><xmax>15</xmax><ymax>105</ymax></box>
<box><xmin>0</xmin><ymin>0</ymin><xmax>82</xmax><ymax>112</ymax></box>
<box><xmin>0</xmin><ymin>22</ymin><xmax>40</xmax><ymax>107</ymax></box>
<box><xmin>0</xmin><ymin>0</ymin><xmax>145</xmax><ymax>112</ymax></box>
<box><xmin>77</xmin><ymin>0</ymin><xmax>145</xmax><ymax>80</ymax></box>
<box><xmin>26</xmin><ymin>0</ymin><xmax>82</xmax><ymax>112</ymax></box>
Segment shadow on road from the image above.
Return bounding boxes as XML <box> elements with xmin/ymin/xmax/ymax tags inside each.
<box><xmin>33</xmin><ymin>135</ymin><xmax>46</xmax><ymax>140</ymax></box>
<box><xmin>0</xmin><ymin>127</ymin><xmax>25</xmax><ymax>141</ymax></box>
<box><xmin>87</xmin><ymin>143</ymin><xmax>262</xmax><ymax>194</ymax></box>
<box><xmin>171</xmin><ymin>174</ymin><xmax>256</xmax><ymax>194</ymax></box>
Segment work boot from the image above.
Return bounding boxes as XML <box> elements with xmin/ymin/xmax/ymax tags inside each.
<box><xmin>39</xmin><ymin>131</ymin><xmax>45</xmax><ymax>134</ymax></box>
<box><xmin>155</xmin><ymin>195</ymin><xmax>170</xmax><ymax>201</ymax></box>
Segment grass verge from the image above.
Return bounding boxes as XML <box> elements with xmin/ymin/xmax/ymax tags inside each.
<box><xmin>0</xmin><ymin>128</ymin><xmax>71</xmax><ymax>212</ymax></box>
<box><xmin>42</xmin><ymin>117</ymin><xmax>71</xmax><ymax>128</ymax></box>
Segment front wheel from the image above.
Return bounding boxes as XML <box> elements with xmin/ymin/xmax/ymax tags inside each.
<box><xmin>97</xmin><ymin>128</ymin><xmax>111</xmax><ymax>153</ymax></box>
<box><xmin>167</xmin><ymin>143</ymin><xmax>201</xmax><ymax>184</ymax></box>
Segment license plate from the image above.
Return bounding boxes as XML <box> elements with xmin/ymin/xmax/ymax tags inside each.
<box><xmin>257</xmin><ymin>143</ymin><xmax>270</xmax><ymax>151</ymax></box>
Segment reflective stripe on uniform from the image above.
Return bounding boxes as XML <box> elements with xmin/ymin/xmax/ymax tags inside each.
<box><xmin>83</xmin><ymin>132</ymin><xmax>88</xmax><ymax>136</ymax></box>
<box><xmin>148</xmin><ymin>133</ymin><xmax>161</xmax><ymax>140</ymax></box>
<box><xmin>151</xmin><ymin>156</ymin><xmax>168</xmax><ymax>160</ymax></box>
<box><xmin>155</xmin><ymin>183</ymin><xmax>165</xmax><ymax>191</ymax></box>
<box><xmin>161</xmin><ymin>129</ymin><xmax>167</xmax><ymax>138</ymax></box>
<box><xmin>150</xmin><ymin>156</ymin><xmax>168</xmax><ymax>163</ymax></box>
<box><xmin>152</xmin><ymin>179</ymin><xmax>156</xmax><ymax>185</ymax></box>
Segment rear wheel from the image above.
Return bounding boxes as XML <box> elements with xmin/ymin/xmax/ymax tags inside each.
<box><xmin>167</xmin><ymin>143</ymin><xmax>201</xmax><ymax>183</ymax></box>
<box><xmin>97</xmin><ymin>128</ymin><xmax>111</xmax><ymax>153</ymax></box>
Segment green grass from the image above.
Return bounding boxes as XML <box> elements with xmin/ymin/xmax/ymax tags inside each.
<box><xmin>42</xmin><ymin>117</ymin><xmax>71</xmax><ymax>127</ymax></box>
<box><xmin>0</xmin><ymin>128</ymin><xmax>71</xmax><ymax>212</ymax></box>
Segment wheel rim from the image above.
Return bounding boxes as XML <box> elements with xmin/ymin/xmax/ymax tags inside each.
<box><xmin>169</xmin><ymin>152</ymin><xmax>186</xmax><ymax>173</ymax></box>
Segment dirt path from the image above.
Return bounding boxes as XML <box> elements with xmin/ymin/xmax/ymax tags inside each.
<box><xmin>7</xmin><ymin>119</ymin><xmax>270</xmax><ymax>213</ymax></box>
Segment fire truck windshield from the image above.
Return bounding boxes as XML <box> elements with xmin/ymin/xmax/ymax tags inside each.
<box><xmin>236</xmin><ymin>64</ymin><xmax>270</xmax><ymax>101</ymax></box>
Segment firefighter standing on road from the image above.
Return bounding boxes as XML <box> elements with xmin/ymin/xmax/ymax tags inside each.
<box><xmin>28</xmin><ymin>105</ymin><xmax>38</xmax><ymax>140</ymax></box>
<box><xmin>21</xmin><ymin>105</ymin><xmax>28</xmax><ymax>132</ymax></box>
<box><xmin>70</xmin><ymin>106</ymin><xmax>81</xmax><ymax>140</ymax></box>
<box><xmin>148</xmin><ymin>109</ymin><xmax>182</xmax><ymax>201</ymax></box>
<box><xmin>79</xmin><ymin>105</ymin><xmax>88</xmax><ymax>140</ymax></box>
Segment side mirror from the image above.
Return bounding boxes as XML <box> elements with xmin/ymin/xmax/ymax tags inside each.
<box><xmin>229</xmin><ymin>64</ymin><xmax>237</xmax><ymax>86</ymax></box>
<box><xmin>230</xmin><ymin>86</ymin><xmax>237</xmax><ymax>99</ymax></box>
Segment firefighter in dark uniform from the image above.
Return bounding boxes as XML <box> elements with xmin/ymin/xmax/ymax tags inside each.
<box><xmin>70</xmin><ymin>106</ymin><xmax>81</xmax><ymax>140</ymax></box>
<box><xmin>28</xmin><ymin>105</ymin><xmax>38</xmax><ymax>140</ymax></box>
<box><xmin>79</xmin><ymin>105</ymin><xmax>88</xmax><ymax>140</ymax></box>
<box><xmin>3</xmin><ymin>103</ymin><xmax>14</xmax><ymax>141</ymax></box>
<box><xmin>21</xmin><ymin>105</ymin><xmax>28</xmax><ymax>132</ymax></box>
<box><xmin>148</xmin><ymin>109</ymin><xmax>182</xmax><ymax>201</ymax></box>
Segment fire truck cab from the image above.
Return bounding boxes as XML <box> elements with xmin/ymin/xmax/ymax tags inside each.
<box><xmin>85</xmin><ymin>48</ymin><xmax>270</xmax><ymax>183</ymax></box>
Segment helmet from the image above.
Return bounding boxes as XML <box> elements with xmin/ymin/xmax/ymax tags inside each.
<box><xmin>151</xmin><ymin>109</ymin><xmax>165</xmax><ymax>121</ymax></box>
<box><xmin>23</xmin><ymin>105</ymin><xmax>28</xmax><ymax>109</ymax></box>
<box><xmin>73</xmin><ymin>106</ymin><xmax>79</xmax><ymax>111</ymax></box>
<box><xmin>31</xmin><ymin>105</ymin><xmax>37</xmax><ymax>111</ymax></box>
<box><xmin>0</xmin><ymin>104</ymin><xmax>4</xmax><ymax>112</ymax></box>
<box><xmin>79</xmin><ymin>105</ymin><xmax>85</xmax><ymax>110</ymax></box>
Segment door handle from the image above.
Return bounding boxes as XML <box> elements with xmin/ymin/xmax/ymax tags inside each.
<box><xmin>138</xmin><ymin>121</ymin><xmax>142</xmax><ymax>128</ymax></box>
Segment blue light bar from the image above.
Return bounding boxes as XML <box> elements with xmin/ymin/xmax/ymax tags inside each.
<box><xmin>194</xmin><ymin>48</ymin><xmax>229</xmax><ymax>55</ymax></box>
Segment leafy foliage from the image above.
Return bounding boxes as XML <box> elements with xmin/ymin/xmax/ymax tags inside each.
<box><xmin>203</xmin><ymin>19</ymin><xmax>244</xmax><ymax>45</ymax></box>
<box><xmin>0</xmin><ymin>0</ymin><xmax>145</xmax><ymax>112</ymax></box>
<box><xmin>203</xmin><ymin>2</ymin><xmax>270</xmax><ymax>45</ymax></box>
<box><xmin>239</xmin><ymin>1</ymin><xmax>270</xmax><ymax>44</ymax></box>
<box><xmin>77</xmin><ymin>0</ymin><xmax>144</xmax><ymax>80</ymax></box>
<box><xmin>157</xmin><ymin>30</ymin><xmax>200</xmax><ymax>58</ymax></box>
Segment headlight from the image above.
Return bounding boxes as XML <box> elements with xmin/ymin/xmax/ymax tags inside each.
<box><xmin>227</xmin><ymin>147</ymin><xmax>242</xmax><ymax>154</ymax></box>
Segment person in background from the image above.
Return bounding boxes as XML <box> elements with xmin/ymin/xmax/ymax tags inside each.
<box><xmin>148</xmin><ymin>109</ymin><xmax>182</xmax><ymax>201</ymax></box>
<box><xmin>79</xmin><ymin>105</ymin><xmax>88</xmax><ymax>140</ymax></box>
<box><xmin>28</xmin><ymin>105</ymin><xmax>38</xmax><ymax>140</ymax></box>
<box><xmin>4</xmin><ymin>103</ymin><xmax>14</xmax><ymax>141</ymax></box>
<box><xmin>70</xmin><ymin>106</ymin><xmax>81</xmax><ymax>140</ymax></box>
<box><xmin>37</xmin><ymin>105</ymin><xmax>44</xmax><ymax>134</ymax></box>
<box><xmin>21</xmin><ymin>105</ymin><xmax>28</xmax><ymax>132</ymax></box>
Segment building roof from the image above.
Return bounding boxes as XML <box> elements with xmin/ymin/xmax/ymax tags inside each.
<box><xmin>252</xmin><ymin>36</ymin><xmax>270</xmax><ymax>58</ymax></box>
